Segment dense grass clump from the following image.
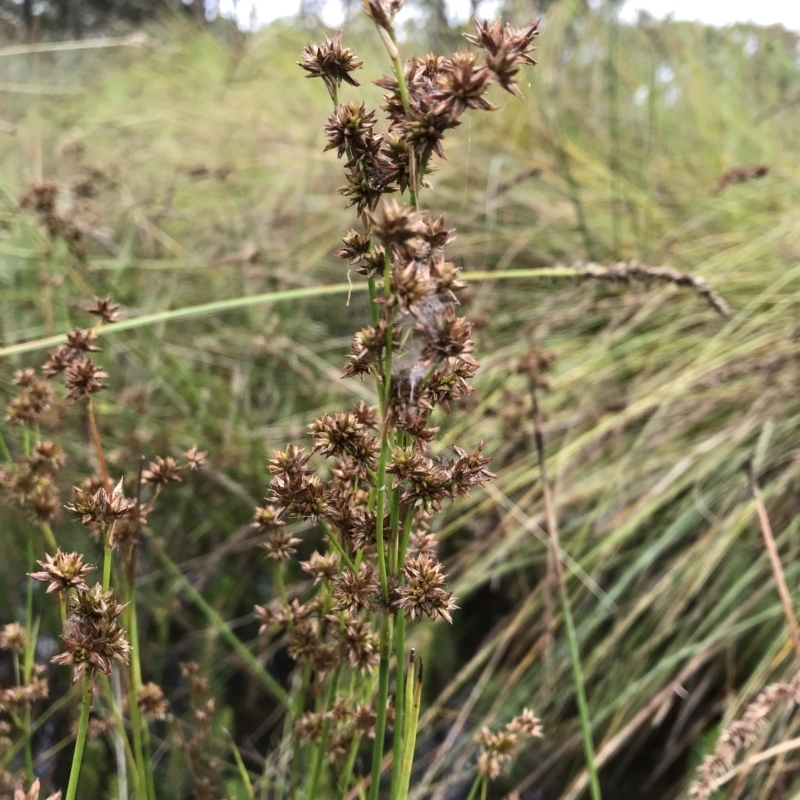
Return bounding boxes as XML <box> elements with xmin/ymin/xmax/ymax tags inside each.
<box><xmin>1</xmin><ymin>5</ymin><xmax>800</xmax><ymax>799</ymax></box>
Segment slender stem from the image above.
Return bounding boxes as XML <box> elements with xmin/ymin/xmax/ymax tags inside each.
<box><xmin>338</xmin><ymin>733</ymin><xmax>361</xmax><ymax>799</ymax></box>
<box><xmin>560</xmin><ymin>584</ymin><xmax>602</xmax><ymax>800</ymax></box>
<box><xmin>308</xmin><ymin>669</ymin><xmax>341</xmax><ymax>798</ymax></box>
<box><xmin>126</xmin><ymin>586</ymin><xmax>155</xmax><ymax>800</ymax></box>
<box><xmin>65</xmin><ymin>672</ymin><xmax>93</xmax><ymax>800</ymax></box>
<box><xmin>102</xmin><ymin>526</ymin><xmax>113</xmax><ymax>591</ymax></box>
<box><xmin>23</xmin><ymin>527</ymin><xmax>35</xmax><ymax>784</ymax></box>
<box><xmin>229</xmin><ymin>735</ymin><xmax>256</xmax><ymax>800</ymax></box>
<box><xmin>397</xmin><ymin>652</ymin><xmax>421</xmax><ymax>800</ymax></box>
<box><xmin>86</xmin><ymin>398</ymin><xmax>111</xmax><ymax>492</ymax></box>
<box><xmin>0</xmin><ymin>430</ymin><xmax>12</xmax><ymax>462</ymax></box>
<box><xmin>369</xmin><ymin>613</ymin><xmax>392</xmax><ymax>800</ymax></box>
<box><xmin>748</xmin><ymin>462</ymin><xmax>800</xmax><ymax>661</ymax></box>
<box><xmin>320</xmin><ymin>521</ymin><xmax>356</xmax><ymax>571</ymax></box>
<box><xmin>367</xmin><ymin>277</ymin><xmax>380</xmax><ymax>328</ymax></box>
<box><xmin>100</xmin><ymin>672</ymin><xmax>141</xmax><ymax>800</ymax></box>
<box><xmin>374</xmin><ymin>443</ymin><xmax>391</xmax><ymax>607</ymax></box>
<box><xmin>388</xmin><ymin>489</ymin><xmax>400</xmax><ymax>571</ymax></box>
<box><xmin>290</xmin><ymin>665</ymin><xmax>312</xmax><ymax>798</ymax></box>
<box><xmin>397</xmin><ymin>507</ymin><xmax>414</xmax><ymax>572</ymax></box>
<box><xmin>390</xmin><ymin>613</ymin><xmax>406</xmax><ymax>799</ymax></box>
<box><xmin>531</xmin><ymin>387</ymin><xmax>602</xmax><ymax>800</ymax></box>
<box><xmin>464</xmin><ymin>774</ymin><xmax>483</xmax><ymax>800</ymax></box>
<box><xmin>274</xmin><ymin>564</ymin><xmax>291</xmax><ymax>615</ymax></box>
<box><xmin>22</xmin><ymin>709</ymin><xmax>33</xmax><ymax>785</ymax></box>
<box><xmin>39</xmin><ymin>521</ymin><xmax>57</xmax><ymax>551</ymax></box>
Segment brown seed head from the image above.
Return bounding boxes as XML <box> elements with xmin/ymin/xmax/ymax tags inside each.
<box><xmin>260</xmin><ymin>529</ymin><xmax>302</xmax><ymax>563</ymax></box>
<box><xmin>506</xmin><ymin>708</ymin><xmax>543</xmax><ymax>738</ymax></box>
<box><xmin>141</xmin><ymin>456</ymin><xmax>183</xmax><ymax>488</ymax></box>
<box><xmin>25</xmin><ymin>441</ymin><xmax>66</xmax><ymax>473</ymax></box>
<box><xmin>394</xmin><ymin>553</ymin><xmax>457</xmax><ymax>623</ymax></box>
<box><xmin>183</xmin><ymin>445</ymin><xmax>207</xmax><ymax>470</ymax></box>
<box><xmin>28</xmin><ymin>549</ymin><xmax>96</xmax><ymax>594</ymax></box>
<box><xmin>433</xmin><ymin>53</ymin><xmax>495</xmax><ymax>122</ymax></box>
<box><xmin>337</xmin><ymin>229</ymin><xmax>372</xmax><ymax>264</ymax></box>
<box><xmin>64</xmin><ymin>358</ymin><xmax>108</xmax><ymax>402</ymax></box>
<box><xmin>325</xmin><ymin>101</ymin><xmax>379</xmax><ymax>159</ymax></box>
<box><xmin>85</xmin><ymin>297</ymin><xmax>120</xmax><ymax>324</ymax></box>
<box><xmin>5</xmin><ymin>376</ymin><xmax>53</xmax><ymax>426</ymax></box>
<box><xmin>252</xmin><ymin>504</ymin><xmax>285</xmax><ymax>532</ymax></box>
<box><xmin>12</xmin><ymin>369</ymin><xmax>37</xmax><ymax>388</ymax></box>
<box><xmin>300</xmin><ymin>551</ymin><xmax>341</xmax><ymax>584</ymax></box>
<box><xmin>13</xmin><ymin>778</ymin><xmax>62</xmax><ymax>800</ymax></box>
<box><xmin>298</xmin><ymin>31</ymin><xmax>363</xmax><ymax>91</ymax></box>
<box><xmin>351</xmin><ymin>702</ymin><xmax>378</xmax><ymax>737</ymax></box>
<box><xmin>65</xmin><ymin>328</ymin><xmax>101</xmax><ymax>355</ymax></box>
<box><xmin>67</xmin><ymin>483</ymin><xmax>134</xmax><ymax>528</ymax></box>
<box><xmin>0</xmin><ymin>623</ymin><xmax>26</xmax><ymax>653</ymax></box>
<box><xmin>295</xmin><ymin>710</ymin><xmax>327</xmax><ymax>744</ymax></box>
<box><xmin>333</xmin><ymin>563</ymin><xmax>380</xmax><ymax>616</ymax></box>
<box><xmin>368</xmin><ymin>200</ymin><xmax>427</xmax><ymax>246</ymax></box>
<box><xmin>137</xmin><ymin>682</ymin><xmax>169</xmax><ymax>721</ymax></box>
<box><xmin>362</xmin><ymin>0</ymin><xmax>405</xmax><ymax>28</ymax></box>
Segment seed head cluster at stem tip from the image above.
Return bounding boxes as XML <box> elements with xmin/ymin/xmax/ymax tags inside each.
<box><xmin>249</xmin><ymin>10</ymin><xmax>541</xmax><ymax>799</ymax></box>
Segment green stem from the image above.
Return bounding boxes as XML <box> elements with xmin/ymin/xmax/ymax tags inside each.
<box><xmin>127</xmin><ymin>587</ymin><xmax>155</xmax><ymax>800</ymax></box>
<box><xmin>2</xmin><ymin>270</ymin><xmax>619</xmax><ymax>361</ymax></box>
<box><xmin>397</xmin><ymin>507</ymin><xmax>414</xmax><ymax>572</ymax></box>
<box><xmin>99</xmin><ymin>673</ymin><xmax>142</xmax><ymax>799</ymax></box>
<box><xmin>22</xmin><ymin>708</ymin><xmax>33</xmax><ymax>785</ymax></box>
<box><xmin>389</xmin><ymin>613</ymin><xmax>406</xmax><ymax>799</ymax></box>
<box><xmin>560</xmin><ymin>582</ymin><xmax>603</xmax><ymax>800</ymax></box>
<box><xmin>23</xmin><ymin>528</ymin><xmax>35</xmax><ymax>784</ymax></box>
<box><xmin>338</xmin><ymin>733</ymin><xmax>361</xmax><ymax>799</ymax></box>
<box><xmin>290</xmin><ymin>665</ymin><xmax>312</xmax><ymax>798</ymax></box>
<box><xmin>102</xmin><ymin>527</ymin><xmax>113</xmax><ymax>591</ymax></box>
<box><xmin>464</xmin><ymin>774</ymin><xmax>483</xmax><ymax>800</ymax></box>
<box><xmin>274</xmin><ymin>563</ymin><xmax>291</xmax><ymax>615</ymax></box>
<box><xmin>388</xmin><ymin>489</ymin><xmax>400</xmax><ymax>572</ymax></box>
<box><xmin>65</xmin><ymin>672</ymin><xmax>93</xmax><ymax>800</ymax></box>
<box><xmin>320</xmin><ymin>521</ymin><xmax>356</xmax><ymax>571</ymax></box>
<box><xmin>398</xmin><ymin>654</ymin><xmax>421</xmax><ymax>800</ymax></box>
<box><xmin>369</xmin><ymin>613</ymin><xmax>392</xmax><ymax>800</ymax></box>
<box><xmin>368</xmin><ymin>277</ymin><xmax>380</xmax><ymax>328</ymax></box>
<box><xmin>308</xmin><ymin>669</ymin><xmax>341</xmax><ymax>798</ymax></box>
<box><xmin>39</xmin><ymin>520</ymin><xmax>57</xmax><ymax>551</ymax></box>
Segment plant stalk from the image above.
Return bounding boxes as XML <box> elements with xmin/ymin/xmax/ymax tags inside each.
<box><xmin>65</xmin><ymin>672</ymin><xmax>93</xmax><ymax>800</ymax></box>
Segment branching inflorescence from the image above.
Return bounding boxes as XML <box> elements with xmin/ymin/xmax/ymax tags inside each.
<box><xmin>251</xmin><ymin>5</ymin><xmax>544</xmax><ymax>797</ymax></box>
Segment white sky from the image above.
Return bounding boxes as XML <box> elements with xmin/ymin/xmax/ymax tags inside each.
<box><xmin>217</xmin><ymin>0</ymin><xmax>800</xmax><ymax>32</ymax></box>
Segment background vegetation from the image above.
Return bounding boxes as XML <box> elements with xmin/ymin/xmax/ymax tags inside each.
<box><xmin>2</xmin><ymin>2</ymin><xmax>800</xmax><ymax>797</ymax></box>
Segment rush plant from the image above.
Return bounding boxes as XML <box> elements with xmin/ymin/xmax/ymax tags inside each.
<box><xmin>253</xmin><ymin>5</ymin><xmax>546</xmax><ymax>798</ymax></box>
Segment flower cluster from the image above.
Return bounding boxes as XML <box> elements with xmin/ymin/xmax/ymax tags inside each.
<box><xmin>0</xmin><ymin>439</ymin><xmax>64</xmax><ymax>522</ymax></box>
<box><xmin>19</xmin><ymin>180</ymin><xmax>85</xmax><ymax>260</ymax></box>
<box><xmin>310</xmin><ymin>18</ymin><xmax>539</xmax><ymax>215</ymax></box>
<box><xmin>250</xmin><ymin>12</ymin><xmax>540</xmax><ymax>795</ymax></box>
<box><xmin>475</xmin><ymin>709</ymin><xmax>544</xmax><ymax>780</ymax></box>
<box><xmin>51</xmin><ymin>581</ymin><xmax>131</xmax><ymax>684</ymax></box>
